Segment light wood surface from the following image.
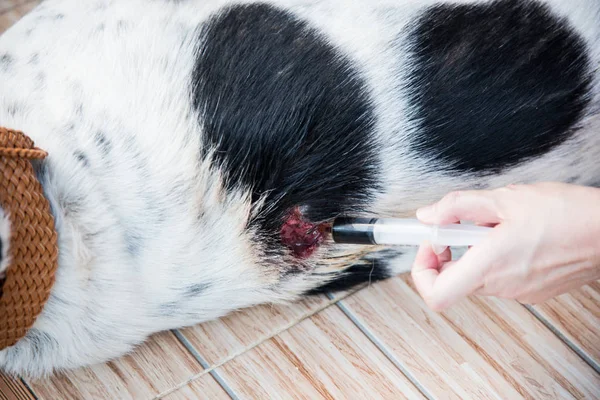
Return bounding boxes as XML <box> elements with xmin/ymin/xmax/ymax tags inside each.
<box><xmin>1</xmin><ymin>2</ymin><xmax>600</xmax><ymax>399</ymax></box>
<box><xmin>180</xmin><ymin>295</ymin><xmax>330</xmax><ymax>366</ymax></box>
<box><xmin>0</xmin><ymin>0</ymin><xmax>30</xmax><ymax>14</ymax></box>
<box><xmin>341</xmin><ymin>276</ymin><xmax>600</xmax><ymax>399</ymax></box>
<box><xmin>215</xmin><ymin>305</ymin><xmax>425</xmax><ymax>400</ymax></box>
<box><xmin>0</xmin><ymin>375</ymin><xmax>34</xmax><ymax>400</ymax></box>
<box><xmin>27</xmin><ymin>332</ymin><xmax>203</xmax><ymax>400</ymax></box>
<box><xmin>533</xmin><ymin>282</ymin><xmax>600</xmax><ymax>369</ymax></box>
<box><xmin>161</xmin><ymin>375</ymin><xmax>229</xmax><ymax>400</ymax></box>
<box><xmin>0</xmin><ymin>0</ymin><xmax>38</xmax><ymax>33</ymax></box>
<box><xmin>0</xmin><ymin>0</ymin><xmax>31</xmax><ymax>12</ymax></box>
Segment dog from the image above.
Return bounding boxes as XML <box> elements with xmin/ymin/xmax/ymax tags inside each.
<box><xmin>0</xmin><ymin>0</ymin><xmax>598</xmax><ymax>377</ymax></box>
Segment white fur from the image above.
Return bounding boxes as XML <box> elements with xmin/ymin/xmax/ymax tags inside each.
<box><xmin>0</xmin><ymin>208</ymin><xmax>9</xmax><ymax>278</ymax></box>
<box><xmin>0</xmin><ymin>0</ymin><xmax>598</xmax><ymax>377</ymax></box>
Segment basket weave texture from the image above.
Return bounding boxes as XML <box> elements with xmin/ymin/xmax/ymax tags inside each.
<box><xmin>0</xmin><ymin>127</ymin><xmax>58</xmax><ymax>350</ymax></box>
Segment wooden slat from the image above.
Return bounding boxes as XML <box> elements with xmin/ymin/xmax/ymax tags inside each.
<box><xmin>216</xmin><ymin>305</ymin><xmax>425</xmax><ymax>399</ymax></box>
<box><xmin>0</xmin><ymin>374</ymin><xmax>35</xmax><ymax>400</ymax></box>
<box><xmin>0</xmin><ymin>0</ymin><xmax>38</xmax><ymax>33</ymax></box>
<box><xmin>26</xmin><ymin>332</ymin><xmax>202</xmax><ymax>400</ymax></box>
<box><xmin>160</xmin><ymin>374</ymin><xmax>229</xmax><ymax>400</ymax></box>
<box><xmin>0</xmin><ymin>0</ymin><xmax>34</xmax><ymax>15</ymax></box>
<box><xmin>179</xmin><ymin>295</ymin><xmax>330</xmax><ymax>366</ymax></box>
<box><xmin>341</xmin><ymin>276</ymin><xmax>600</xmax><ymax>399</ymax></box>
<box><xmin>533</xmin><ymin>281</ymin><xmax>600</xmax><ymax>369</ymax></box>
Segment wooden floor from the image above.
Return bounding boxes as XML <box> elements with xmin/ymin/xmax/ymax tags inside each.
<box><xmin>1</xmin><ymin>1</ymin><xmax>600</xmax><ymax>399</ymax></box>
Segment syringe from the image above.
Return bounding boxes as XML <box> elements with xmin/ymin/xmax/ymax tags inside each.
<box><xmin>330</xmin><ymin>217</ymin><xmax>492</xmax><ymax>250</ymax></box>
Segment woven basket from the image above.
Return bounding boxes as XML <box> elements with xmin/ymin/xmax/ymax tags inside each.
<box><xmin>0</xmin><ymin>127</ymin><xmax>58</xmax><ymax>350</ymax></box>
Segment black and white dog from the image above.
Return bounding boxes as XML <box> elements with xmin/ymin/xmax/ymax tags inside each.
<box><xmin>0</xmin><ymin>0</ymin><xmax>598</xmax><ymax>376</ymax></box>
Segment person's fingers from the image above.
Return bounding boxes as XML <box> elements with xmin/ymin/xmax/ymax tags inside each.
<box><xmin>424</xmin><ymin>230</ymin><xmax>505</xmax><ymax>311</ymax></box>
<box><xmin>432</xmin><ymin>244</ymin><xmax>449</xmax><ymax>255</ymax></box>
<box><xmin>473</xmin><ymin>285</ymin><xmax>497</xmax><ymax>297</ymax></box>
<box><xmin>416</xmin><ymin>190</ymin><xmax>502</xmax><ymax>225</ymax></box>
<box><xmin>438</xmin><ymin>260</ymin><xmax>457</xmax><ymax>274</ymax></box>
<box><xmin>411</xmin><ymin>242</ymin><xmax>444</xmax><ymax>308</ymax></box>
<box><xmin>436</xmin><ymin>247</ymin><xmax>452</xmax><ymax>264</ymax></box>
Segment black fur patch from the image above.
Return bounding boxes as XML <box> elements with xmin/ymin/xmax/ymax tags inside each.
<box><xmin>306</xmin><ymin>262</ymin><xmax>392</xmax><ymax>295</ymax></box>
<box><xmin>183</xmin><ymin>283</ymin><xmax>211</xmax><ymax>297</ymax></box>
<box><xmin>29</xmin><ymin>53</ymin><xmax>40</xmax><ymax>65</ymax></box>
<box><xmin>125</xmin><ymin>231</ymin><xmax>143</xmax><ymax>257</ymax></box>
<box><xmin>193</xmin><ymin>4</ymin><xmax>379</xmax><ymax>244</ymax></box>
<box><xmin>0</xmin><ymin>53</ymin><xmax>13</xmax><ymax>72</ymax></box>
<box><xmin>74</xmin><ymin>151</ymin><xmax>90</xmax><ymax>168</ymax></box>
<box><xmin>407</xmin><ymin>0</ymin><xmax>591</xmax><ymax>173</ymax></box>
<box><xmin>94</xmin><ymin>131</ymin><xmax>112</xmax><ymax>156</ymax></box>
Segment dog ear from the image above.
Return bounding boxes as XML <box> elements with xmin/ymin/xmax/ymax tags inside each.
<box><xmin>0</xmin><ymin>207</ymin><xmax>10</xmax><ymax>279</ymax></box>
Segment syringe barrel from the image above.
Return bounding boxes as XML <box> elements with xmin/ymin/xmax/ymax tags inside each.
<box><xmin>331</xmin><ymin>218</ymin><xmax>378</xmax><ymax>244</ymax></box>
<box><xmin>433</xmin><ymin>222</ymin><xmax>491</xmax><ymax>247</ymax></box>
<box><xmin>331</xmin><ymin>218</ymin><xmax>491</xmax><ymax>247</ymax></box>
<box><xmin>370</xmin><ymin>218</ymin><xmax>434</xmax><ymax>246</ymax></box>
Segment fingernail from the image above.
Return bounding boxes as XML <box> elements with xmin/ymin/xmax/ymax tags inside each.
<box><xmin>432</xmin><ymin>244</ymin><xmax>448</xmax><ymax>255</ymax></box>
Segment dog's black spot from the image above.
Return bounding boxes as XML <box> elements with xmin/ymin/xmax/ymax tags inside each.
<box><xmin>95</xmin><ymin>23</ymin><xmax>106</xmax><ymax>33</ymax></box>
<box><xmin>35</xmin><ymin>72</ymin><xmax>46</xmax><ymax>88</ymax></box>
<box><xmin>117</xmin><ymin>20</ymin><xmax>129</xmax><ymax>33</ymax></box>
<box><xmin>94</xmin><ymin>131</ymin><xmax>112</xmax><ymax>155</ymax></box>
<box><xmin>94</xmin><ymin>1</ymin><xmax>107</xmax><ymax>11</ymax></box>
<box><xmin>75</xmin><ymin>103</ymin><xmax>84</xmax><ymax>117</ymax></box>
<box><xmin>48</xmin><ymin>293</ymin><xmax>72</xmax><ymax>307</ymax></box>
<box><xmin>158</xmin><ymin>301</ymin><xmax>178</xmax><ymax>316</ymax></box>
<box><xmin>65</xmin><ymin>122</ymin><xmax>76</xmax><ymax>132</ymax></box>
<box><xmin>6</xmin><ymin>102</ymin><xmax>24</xmax><ymax>117</ymax></box>
<box><xmin>407</xmin><ymin>0</ymin><xmax>591</xmax><ymax>173</ymax></box>
<box><xmin>184</xmin><ymin>283</ymin><xmax>211</xmax><ymax>297</ymax></box>
<box><xmin>26</xmin><ymin>329</ymin><xmax>59</xmax><ymax>361</ymax></box>
<box><xmin>29</xmin><ymin>53</ymin><xmax>40</xmax><ymax>65</ymax></box>
<box><xmin>74</xmin><ymin>151</ymin><xmax>90</xmax><ymax>168</ymax></box>
<box><xmin>57</xmin><ymin>191</ymin><xmax>85</xmax><ymax>218</ymax></box>
<box><xmin>0</xmin><ymin>53</ymin><xmax>13</xmax><ymax>72</ymax></box>
<box><xmin>308</xmin><ymin>248</ymin><xmax>402</xmax><ymax>294</ymax></box>
<box><xmin>306</xmin><ymin>261</ymin><xmax>392</xmax><ymax>295</ymax></box>
<box><xmin>124</xmin><ymin>230</ymin><xmax>143</xmax><ymax>257</ymax></box>
<box><xmin>193</xmin><ymin>4</ymin><xmax>379</xmax><ymax>251</ymax></box>
<box><xmin>54</xmin><ymin>13</ymin><xmax>65</xmax><ymax>20</ymax></box>
<box><xmin>566</xmin><ymin>175</ymin><xmax>582</xmax><ymax>183</ymax></box>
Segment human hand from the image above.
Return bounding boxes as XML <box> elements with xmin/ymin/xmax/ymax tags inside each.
<box><xmin>411</xmin><ymin>182</ymin><xmax>600</xmax><ymax>311</ymax></box>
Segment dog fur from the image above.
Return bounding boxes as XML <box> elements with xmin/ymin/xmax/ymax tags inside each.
<box><xmin>0</xmin><ymin>0</ymin><xmax>599</xmax><ymax>377</ymax></box>
<box><xmin>0</xmin><ymin>207</ymin><xmax>9</xmax><ymax>279</ymax></box>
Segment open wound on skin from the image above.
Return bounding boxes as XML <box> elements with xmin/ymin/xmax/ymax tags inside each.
<box><xmin>280</xmin><ymin>207</ymin><xmax>330</xmax><ymax>259</ymax></box>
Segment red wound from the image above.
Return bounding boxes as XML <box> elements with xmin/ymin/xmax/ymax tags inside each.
<box><xmin>280</xmin><ymin>207</ymin><xmax>328</xmax><ymax>259</ymax></box>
